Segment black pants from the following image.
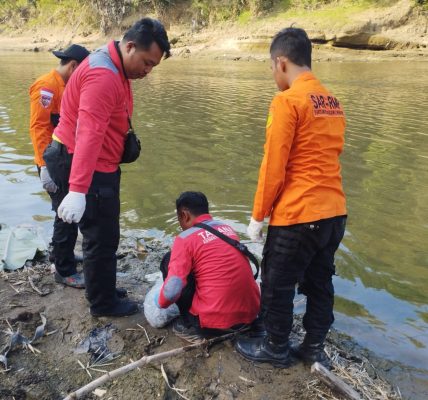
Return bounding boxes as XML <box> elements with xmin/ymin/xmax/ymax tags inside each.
<box><xmin>260</xmin><ymin>216</ymin><xmax>346</xmax><ymax>344</ymax></box>
<box><xmin>42</xmin><ymin>143</ymin><xmax>78</xmax><ymax>277</ymax></box>
<box><xmin>44</xmin><ymin>142</ymin><xmax>121</xmax><ymax>311</ymax></box>
<box><xmin>160</xmin><ymin>251</ymin><xmax>196</xmax><ymax>317</ymax></box>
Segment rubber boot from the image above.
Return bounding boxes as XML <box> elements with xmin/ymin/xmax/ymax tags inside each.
<box><xmin>248</xmin><ymin>315</ymin><xmax>267</xmax><ymax>337</ymax></box>
<box><xmin>235</xmin><ymin>335</ymin><xmax>293</xmax><ymax>368</ymax></box>
<box><xmin>84</xmin><ymin>261</ymin><xmax>138</xmax><ymax>318</ymax></box>
<box><xmin>90</xmin><ymin>298</ymin><xmax>139</xmax><ymax>318</ymax></box>
<box><xmin>291</xmin><ymin>336</ymin><xmax>331</xmax><ymax>369</ymax></box>
<box><xmin>85</xmin><ymin>287</ymin><xmax>128</xmax><ymax>300</ymax></box>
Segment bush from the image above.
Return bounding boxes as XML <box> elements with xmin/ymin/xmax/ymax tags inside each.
<box><xmin>249</xmin><ymin>0</ymin><xmax>275</xmax><ymax>14</ymax></box>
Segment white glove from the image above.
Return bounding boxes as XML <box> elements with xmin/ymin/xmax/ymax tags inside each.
<box><xmin>40</xmin><ymin>166</ymin><xmax>57</xmax><ymax>193</ymax></box>
<box><xmin>247</xmin><ymin>217</ymin><xmax>264</xmax><ymax>243</ymax></box>
<box><xmin>58</xmin><ymin>191</ymin><xmax>86</xmax><ymax>224</ymax></box>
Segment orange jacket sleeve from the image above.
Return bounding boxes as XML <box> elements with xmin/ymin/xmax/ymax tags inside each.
<box><xmin>29</xmin><ymin>79</ymin><xmax>58</xmax><ymax>167</ymax></box>
<box><xmin>252</xmin><ymin>94</ymin><xmax>298</xmax><ymax>221</ymax></box>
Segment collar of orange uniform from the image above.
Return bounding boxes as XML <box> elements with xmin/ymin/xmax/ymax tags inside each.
<box><xmin>291</xmin><ymin>71</ymin><xmax>315</xmax><ymax>87</ymax></box>
<box><xmin>52</xmin><ymin>69</ymin><xmax>65</xmax><ymax>87</ymax></box>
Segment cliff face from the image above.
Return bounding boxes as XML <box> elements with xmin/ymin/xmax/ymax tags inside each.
<box><xmin>216</xmin><ymin>0</ymin><xmax>428</xmax><ymax>53</ymax></box>
<box><xmin>167</xmin><ymin>0</ymin><xmax>428</xmax><ymax>61</ymax></box>
<box><xmin>0</xmin><ymin>0</ymin><xmax>426</xmax><ymax>57</ymax></box>
<box><xmin>319</xmin><ymin>0</ymin><xmax>428</xmax><ymax>50</ymax></box>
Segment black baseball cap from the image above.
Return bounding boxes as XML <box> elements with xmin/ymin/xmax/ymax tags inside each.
<box><xmin>52</xmin><ymin>44</ymin><xmax>90</xmax><ymax>63</ymax></box>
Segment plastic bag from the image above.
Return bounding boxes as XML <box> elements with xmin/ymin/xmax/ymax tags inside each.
<box><xmin>144</xmin><ymin>280</ymin><xmax>179</xmax><ymax>328</ymax></box>
<box><xmin>0</xmin><ymin>224</ymin><xmax>47</xmax><ymax>271</ymax></box>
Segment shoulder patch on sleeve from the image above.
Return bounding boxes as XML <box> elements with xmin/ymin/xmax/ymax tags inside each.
<box><xmin>40</xmin><ymin>88</ymin><xmax>54</xmax><ymax>108</ymax></box>
<box><xmin>266</xmin><ymin>112</ymin><xmax>273</xmax><ymax>128</ymax></box>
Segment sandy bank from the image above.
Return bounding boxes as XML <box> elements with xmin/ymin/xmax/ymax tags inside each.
<box><xmin>0</xmin><ymin>238</ymin><xmax>405</xmax><ymax>400</ymax></box>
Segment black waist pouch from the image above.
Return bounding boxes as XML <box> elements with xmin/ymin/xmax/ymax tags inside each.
<box><xmin>121</xmin><ymin>128</ymin><xmax>141</xmax><ymax>164</ymax></box>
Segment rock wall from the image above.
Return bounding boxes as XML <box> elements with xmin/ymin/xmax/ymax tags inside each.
<box><xmin>312</xmin><ymin>0</ymin><xmax>427</xmax><ymax>50</ymax></box>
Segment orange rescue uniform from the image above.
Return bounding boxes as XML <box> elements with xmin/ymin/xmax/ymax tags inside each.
<box><xmin>29</xmin><ymin>69</ymin><xmax>65</xmax><ymax>167</ymax></box>
<box><xmin>252</xmin><ymin>71</ymin><xmax>346</xmax><ymax>226</ymax></box>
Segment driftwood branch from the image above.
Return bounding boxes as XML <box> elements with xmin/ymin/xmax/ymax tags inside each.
<box><xmin>311</xmin><ymin>362</ymin><xmax>362</xmax><ymax>400</ymax></box>
<box><xmin>63</xmin><ymin>332</ymin><xmax>238</xmax><ymax>400</ymax></box>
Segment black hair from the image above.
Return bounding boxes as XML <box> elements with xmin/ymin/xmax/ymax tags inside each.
<box><xmin>176</xmin><ymin>191</ymin><xmax>209</xmax><ymax>216</ymax></box>
<box><xmin>123</xmin><ymin>17</ymin><xmax>171</xmax><ymax>59</ymax></box>
<box><xmin>60</xmin><ymin>58</ymin><xmax>74</xmax><ymax>66</ymax></box>
<box><xmin>270</xmin><ymin>27</ymin><xmax>312</xmax><ymax>68</ymax></box>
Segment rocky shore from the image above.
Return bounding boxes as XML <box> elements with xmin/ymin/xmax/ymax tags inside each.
<box><xmin>0</xmin><ymin>239</ymin><xmax>403</xmax><ymax>399</ymax></box>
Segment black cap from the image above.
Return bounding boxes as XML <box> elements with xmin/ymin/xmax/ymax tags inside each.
<box><xmin>52</xmin><ymin>44</ymin><xmax>90</xmax><ymax>63</ymax></box>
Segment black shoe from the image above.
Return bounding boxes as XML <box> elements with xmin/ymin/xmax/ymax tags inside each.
<box><xmin>90</xmin><ymin>299</ymin><xmax>139</xmax><ymax>317</ymax></box>
<box><xmin>172</xmin><ymin>317</ymin><xmax>204</xmax><ymax>344</ymax></box>
<box><xmin>85</xmin><ymin>287</ymin><xmax>128</xmax><ymax>300</ymax></box>
<box><xmin>116</xmin><ymin>287</ymin><xmax>128</xmax><ymax>298</ymax></box>
<box><xmin>235</xmin><ymin>336</ymin><xmax>293</xmax><ymax>368</ymax></box>
<box><xmin>248</xmin><ymin>316</ymin><xmax>267</xmax><ymax>337</ymax></box>
<box><xmin>291</xmin><ymin>341</ymin><xmax>331</xmax><ymax>369</ymax></box>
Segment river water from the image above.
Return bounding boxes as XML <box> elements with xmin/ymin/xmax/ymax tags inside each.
<box><xmin>0</xmin><ymin>52</ymin><xmax>427</xmax><ymax>398</ymax></box>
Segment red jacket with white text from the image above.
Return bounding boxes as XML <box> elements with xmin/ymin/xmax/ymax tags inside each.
<box><xmin>159</xmin><ymin>214</ymin><xmax>260</xmax><ymax>329</ymax></box>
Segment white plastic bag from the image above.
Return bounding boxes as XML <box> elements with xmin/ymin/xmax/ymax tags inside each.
<box><xmin>0</xmin><ymin>224</ymin><xmax>47</xmax><ymax>271</ymax></box>
<box><xmin>143</xmin><ymin>279</ymin><xmax>179</xmax><ymax>328</ymax></box>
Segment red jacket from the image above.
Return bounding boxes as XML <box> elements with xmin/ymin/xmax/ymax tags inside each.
<box><xmin>54</xmin><ymin>41</ymin><xmax>133</xmax><ymax>194</ymax></box>
<box><xmin>159</xmin><ymin>214</ymin><xmax>260</xmax><ymax>329</ymax></box>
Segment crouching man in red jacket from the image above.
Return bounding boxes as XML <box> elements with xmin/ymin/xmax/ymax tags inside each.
<box><xmin>157</xmin><ymin>191</ymin><xmax>260</xmax><ymax>343</ymax></box>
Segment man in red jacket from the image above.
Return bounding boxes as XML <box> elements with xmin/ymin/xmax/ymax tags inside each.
<box><xmin>157</xmin><ymin>192</ymin><xmax>260</xmax><ymax>343</ymax></box>
<box><xmin>43</xmin><ymin>18</ymin><xmax>171</xmax><ymax>317</ymax></box>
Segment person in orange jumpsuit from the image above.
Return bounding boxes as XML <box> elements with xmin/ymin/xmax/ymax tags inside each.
<box><xmin>29</xmin><ymin>44</ymin><xmax>89</xmax><ymax>288</ymax></box>
<box><xmin>236</xmin><ymin>27</ymin><xmax>347</xmax><ymax>369</ymax></box>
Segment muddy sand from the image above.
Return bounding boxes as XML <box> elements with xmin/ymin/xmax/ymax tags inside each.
<box><xmin>0</xmin><ymin>239</ymin><xmax>402</xmax><ymax>400</ymax></box>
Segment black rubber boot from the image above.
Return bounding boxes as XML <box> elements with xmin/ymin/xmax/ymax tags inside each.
<box><xmin>235</xmin><ymin>336</ymin><xmax>293</xmax><ymax>368</ymax></box>
<box><xmin>248</xmin><ymin>316</ymin><xmax>267</xmax><ymax>337</ymax></box>
<box><xmin>291</xmin><ymin>339</ymin><xmax>331</xmax><ymax>369</ymax></box>
<box><xmin>83</xmin><ymin>256</ymin><xmax>136</xmax><ymax>317</ymax></box>
<box><xmin>85</xmin><ymin>287</ymin><xmax>128</xmax><ymax>301</ymax></box>
<box><xmin>90</xmin><ymin>298</ymin><xmax>139</xmax><ymax>318</ymax></box>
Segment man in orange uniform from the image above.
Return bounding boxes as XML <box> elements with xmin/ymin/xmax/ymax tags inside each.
<box><xmin>29</xmin><ymin>44</ymin><xmax>90</xmax><ymax>287</ymax></box>
<box><xmin>236</xmin><ymin>28</ymin><xmax>347</xmax><ymax>368</ymax></box>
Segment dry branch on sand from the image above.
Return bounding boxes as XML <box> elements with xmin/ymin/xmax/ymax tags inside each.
<box><xmin>310</xmin><ymin>344</ymin><xmax>403</xmax><ymax>400</ymax></box>
<box><xmin>63</xmin><ymin>332</ymin><xmax>239</xmax><ymax>400</ymax></box>
<box><xmin>1</xmin><ymin>264</ymin><xmax>51</xmax><ymax>297</ymax></box>
<box><xmin>62</xmin><ymin>330</ymin><xmax>402</xmax><ymax>400</ymax></box>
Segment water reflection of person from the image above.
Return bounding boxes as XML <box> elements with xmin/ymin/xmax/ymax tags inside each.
<box><xmin>43</xmin><ymin>18</ymin><xmax>171</xmax><ymax>317</ymax></box>
<box><xmin>29</xmin><ymin>44</ymin><xmax>90</xmax><ymax>288</ymax></box>
<box><xmin>236</xmin><ymin>27</ymin><xmax>347</xmax><ymax>369</ymax></box>
<box><xmin>156</xmin><ymin>191</ymin><xmax>260</xmax><ymax>343</ymax></box>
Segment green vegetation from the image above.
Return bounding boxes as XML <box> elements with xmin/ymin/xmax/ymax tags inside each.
<box><xmin>0</xmin><ymin>0</ymin><xmax>425</xmax><ymax>33</ymax></box>
<box><xmin>0</xmin><ymin>0</ymin><xmax>95</xmax><ymax>31</ymax></box>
